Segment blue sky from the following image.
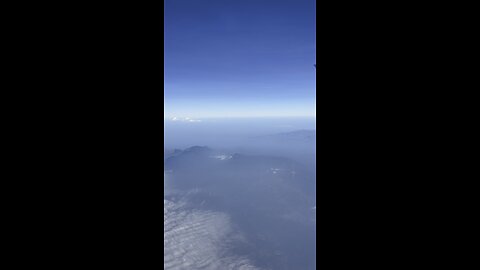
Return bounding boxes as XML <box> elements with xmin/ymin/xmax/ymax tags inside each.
<box><xmin>164</xmin><ymin>0</ymin><xmax>316</xmax><ymax>118</ymax></box>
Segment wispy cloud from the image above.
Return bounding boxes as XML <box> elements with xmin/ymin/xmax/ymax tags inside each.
<box><xmin>164</xmin><ymin>197</ymin><xmax>260</xmax><ymax>270</ymax></box>
<box><xmin>170</xmin><ymin>117</ymin><xmax>202</xmax><ymax>123</ymax></box>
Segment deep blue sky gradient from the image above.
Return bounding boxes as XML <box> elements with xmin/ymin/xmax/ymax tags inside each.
<box><xmin>164</xmin><ymin>0</ymin><xmax>316</xmax><ymax>118</ymax></box>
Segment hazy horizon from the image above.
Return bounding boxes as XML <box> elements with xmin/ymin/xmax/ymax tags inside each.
<box><xmin>164</xmin><ymin>116</ymin><xmax>315</xmax><ymax>149</ymax></box>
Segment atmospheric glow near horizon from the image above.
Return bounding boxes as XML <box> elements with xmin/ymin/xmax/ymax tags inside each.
<box><xmin>164</xmin><ymin>98</ymin><xmax>316</xmax><ymax>119</ymax></box>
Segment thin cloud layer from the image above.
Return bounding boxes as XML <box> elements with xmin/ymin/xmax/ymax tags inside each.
<box><xmin>164</xmin><ymin>197</ymin><xmax>260</xmax><ymax>270</ymax></box>
<box><xmin>170</xmin><ymin>117</ymin><xmax>202</xmax><ymax>123</ymax></box>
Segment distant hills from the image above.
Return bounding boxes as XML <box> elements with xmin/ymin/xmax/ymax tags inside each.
<box><xmin>164</xmin><ymin>129</ymin><xmax>316</xmax><ymax>166</ymax></box>
<box><xmin>164</xmin><ymin>145</ymin><xmax>315</xmax><ymax>197</ymax></box>
<box><xmin>257</xmin><ymin>129</ymin><xmax>316</xmax><ymax>142</ymax></box>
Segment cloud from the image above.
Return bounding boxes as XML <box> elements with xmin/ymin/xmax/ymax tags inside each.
<box><xmin>211</xmin><ymin>155</ymin><xmax>233</xmax><ymax>161</ymax></box>
<box><xmin>170</xmin><ymin>117</ymin><xmax>202</xmax><ymax>123</ymax></box>
<box><xmin>164</xmin><ymin>197</ymin><xmax>260</xmax><ymax>270</ymax></box>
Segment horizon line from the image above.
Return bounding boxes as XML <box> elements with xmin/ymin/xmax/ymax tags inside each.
<box><xmin>164</xmin><ymin>115</ymin><xmax>316</xmax><ymax>120</ymax></box>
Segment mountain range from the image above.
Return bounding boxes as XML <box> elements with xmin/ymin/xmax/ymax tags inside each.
<box><xmin>164</xmin><ymin>145</ymin><xmax>316</xmax><ymax>269</ymax></box>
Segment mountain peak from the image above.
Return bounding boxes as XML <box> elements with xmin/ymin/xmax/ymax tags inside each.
<box><xmin>184</xmin><ymin>146</ymin><xmax>211</xmax><ymax>153</ymax></box>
